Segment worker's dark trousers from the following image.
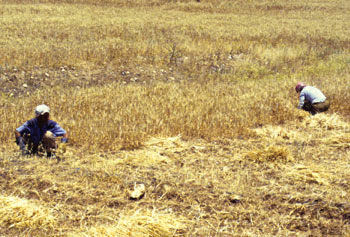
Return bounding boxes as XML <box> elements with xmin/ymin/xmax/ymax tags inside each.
<box><xmin>302</xmin><ymin>99</ymin><xmax>330</xmax><ymax>115</ymax></box>
<box><xmin>22</xmin><ymin>132</ymin><xmax>57</xmax><ymax>156</ymax></box>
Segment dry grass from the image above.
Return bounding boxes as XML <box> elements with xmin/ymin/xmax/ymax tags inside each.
<box><xmin>1</xmin><ymin>0</ymin><xmax>350</xmax><ymax>236</ymax></box>
<box><xmin>243</xmin><ymin>145</ymin><xmax>293</xmax><ymax>163</ymax></box>
<box><xmin>0</xmin><ymin>194</ymin><xmax>56</xmax><ymax>230</ymax></box>
<box><xmin>69</xmin><ymin>209</ymin><xmax>187</xmax><ymax>237</ymax></box>
<box><xmin>1</xmin><ymin>112</ymin><xmax>350</xmax><ymax>235</ymax></box>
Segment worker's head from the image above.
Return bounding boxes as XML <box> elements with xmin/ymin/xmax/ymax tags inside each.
<box><xmin>35</xmin><ymin>104</ymin><xmax>50</xmax><ymax>124</ymax></box>
<box><xmin>295</xmin><ymin>82</ymin><xmax>306</xmax><ymax>93</ymax></box>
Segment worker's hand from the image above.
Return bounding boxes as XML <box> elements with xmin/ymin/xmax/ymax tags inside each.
<box><xmin>16</xmin><ymin>137</ymin><xmax>26</xmax><ymax>151</ymax></box>
<box><xmin>61</xmin><ymin>137</ymin><xmax>68</xmax><ymax>143</ymax></box>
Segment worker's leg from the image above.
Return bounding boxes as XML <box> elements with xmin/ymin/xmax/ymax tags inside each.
<box><xmin>302</xmin><ymin>101</ymin><xmax>317</xmax><ymax>115</ymax></box>
<box><xmin>42</xmin><ymin>131</ymin><xmax>57</xmax><ymax>157</ymax></box>
<box><xmin>313</xmin><ymin>100</ymin><xmax>330</xmax><ymax>113</ymax></box>
<box><xmin>22</xmin><ymin>134</ymin><xmax>38</xmax><ymax>155</ymax></box>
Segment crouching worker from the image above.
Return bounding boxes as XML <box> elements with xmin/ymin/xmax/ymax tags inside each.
<box><xmin>15</xmin><ymin>104</ymin><xmax>68</xmax><ymax>157</ymax></box>
<box><xmin>295</xmin><ymin>82</ymin><xmax>330</xmax><ymax>115</ymax></box>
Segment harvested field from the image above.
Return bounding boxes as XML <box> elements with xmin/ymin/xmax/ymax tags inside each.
<box><xmin>1</xmin><ymin>0</ymin><xmax>350</xmax><ymax>236</ymax></box>
<box><xmin>1</xmin><ymin>114</ymin><xmax>350</xmax><ymax>236</ymax></box>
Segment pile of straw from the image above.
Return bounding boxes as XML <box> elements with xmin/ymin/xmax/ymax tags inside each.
<box><xmin>71</xmin><ymin>209</ymin><xmax>186</xmax><ymax>237</ymax></box>
<box><xmin>117</xmin><ymin>135</ymin><xmax>189</xmax><ymax>166</ymax></box>
<box><xmin>302</xmin><ymin>113</ymin><xmax>350</xmax><ymax>131</ymax></box>
<box><xmin>0</xmin><ymin>194</ymin><xmax>56</xmax><ymax>230</ymax></box>
<box><xmin>244</xmin><ymin>145</ymin><xmax>293</xmax><ymax>163</ymax></box>
<box><xmin>253</xmin><ymin>125</ymin><xmax>297</xmax><ymax>140</ymax></box>
<box><xmin>117</xmin><ymin>149</ymin><xmax>171</xmax><ymax>166</ymax></box>
<box><xmin>321</xmin><ymin>133</ymin><xmax>350</xmax><ymax>149</ymax></box>
<box><xmin>283</xmin><ymin>165</ymin><xmax>332</xmax><ymax>186</ymax></box>
<box><xmin>144</xmin><ymin>135</ymin><xmax>188</xmax><ymax>153</ymax></box>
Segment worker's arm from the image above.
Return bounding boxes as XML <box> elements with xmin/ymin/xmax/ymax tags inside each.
<box><xmin>15</xmin><ymin>130</ymin><xmax>26</xmax><ymax>151</ymax></box>
<box><xmin>48</xmin><ymin>121</ymin><xmax>68</xmax><ymax>143</ymax></box>
<box><xmin>297</xmin><ymin>93</ymin><xmax>305</xmax><ymax>109</ymax></box>
<box><xmin>61</xmin><ymin>132</ymin><xmax>69</xmax><ymax>143</ymax></box>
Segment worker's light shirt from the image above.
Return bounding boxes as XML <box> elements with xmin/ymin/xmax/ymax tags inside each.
<box><xmin>298</xmin><ymin>86</ymin><xmax>326</xmax><ymax>109</ymax></box>
<box><xmin>16</xmin><ymin>118</ymin><xmax>66</xmax><ymax>145</ymax></box>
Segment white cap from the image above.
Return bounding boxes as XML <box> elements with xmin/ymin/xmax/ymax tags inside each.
<box><xmin>35</xmin><ymin>104</ymin><xmax>50</xmax><ymax>117</ymax></box>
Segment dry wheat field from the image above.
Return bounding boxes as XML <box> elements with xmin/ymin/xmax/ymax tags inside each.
<box><xmin>1</xmin><ymin>0</ymin><xmax>350</xmax><ymax>236</ymax></box>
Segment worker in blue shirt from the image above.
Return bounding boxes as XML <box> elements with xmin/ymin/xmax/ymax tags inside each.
<box><xmin>295</xmin><ymin>82</ymin><xmax>330</xmax><ymax>115</ymax></box>
<box><xmin>15</xmin><ymin>104</ymin><xmax>68</xmax><ymax>157</ymax></box>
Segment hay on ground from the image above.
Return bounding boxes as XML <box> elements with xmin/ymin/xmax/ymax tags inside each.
<box><xmin>117</xmin><ymin>149</ymin><xmax>171</xmax><ymax>166</ymax></box>
<box><xmin>0</xmin><ymin>194</ymin><xmax>56</xmax><ymax>229</ymax></box>
<box><xmin>243</xmin><ymin>145</ymin><xmax>293</xmax><ymax>163</ymax></box>
<box><xmin>320</xmin><ymin>133</ymin><xmax>350</xmax><ymax>149</ymax></box>
<box><xmin>144</xmin><ymin>135</ymin><xmax>188</xmax><ymax>152</ymax></box>
<box><xmin>252</xmin><ymin>125</ymin><xmax>298</xmax><ymax>140</ymax></box>
<box><xmin>301</xmin><ymin>113</ymin><xmax>350</xmax><ymax>131</ymax></box>
<box><xmin>116</xmin><ymin>136</ymin><xmax>190</xmax><ymax>166</ymax></box>
<box><xmin>283</xmin><ymin>164</ymin><xmax>332</xmax><ymax>186</ymax></box>
<box><xmin>70</xmin><ymin>209</ymin><xmax>187</xmax><ymax>237</ymax></box>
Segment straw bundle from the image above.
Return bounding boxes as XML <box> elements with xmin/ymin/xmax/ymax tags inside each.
<box><xmin>321</xmin><ymin>133</ymin><xmax>350</xmax><ymax>149</ymax></box>
<box><xmin>0</xmin><ymin>195</ymin><xmax>56</xmax><ymax>229</ymax></box>
<box><xmin>244</xmin><ymin>145</ymin><xmax>293</xmax><ymax>163</ymax></box>
<box><xmin>253</xmin><ymin>125</ymin><xmax>297</xmax><ymax>140</ymax></box>
<box><xmin>283</xmin><ymin>165</ymin><xmax>332</xmax><ymax>186</ymax></box>
<box><xmin>117</xmin><ymin>149</ymin><xmax>171</xmax><ymax>166</ymax></box>
<box><xmin>71</xmin><ymin>209</ymin><xmax>186</xmax><ymax>237</ymax></box>
<box><xmin>144</xmin><ymin>135</ymin><xmax>188</xmax><ymax>153</ymax></box>
<box><xmin>116</xmin><ymin>136</ymin><xmax>189</xmax><ymax>166</ymax></box>
<box><xmin>302</xmin><ymin>113</ymin><xmax>350</xmax><ymax>131</ymax></box>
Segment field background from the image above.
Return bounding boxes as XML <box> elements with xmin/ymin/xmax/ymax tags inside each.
<box><xmin>1</xmin><ymin>0</ymin><xmax>350</xmax><ymax>236</ymax></box>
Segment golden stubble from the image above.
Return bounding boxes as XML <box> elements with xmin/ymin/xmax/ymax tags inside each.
<box><xmin>1</xmin><ymin>0</ymin><xmax>350</xmax><ymax>236</ymax></box>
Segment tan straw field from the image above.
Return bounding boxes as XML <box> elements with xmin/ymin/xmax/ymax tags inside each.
<box><xmin>1</xmin><ymin>0</ymin><xmax>350</xmax><ymax>236</ymax></box>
